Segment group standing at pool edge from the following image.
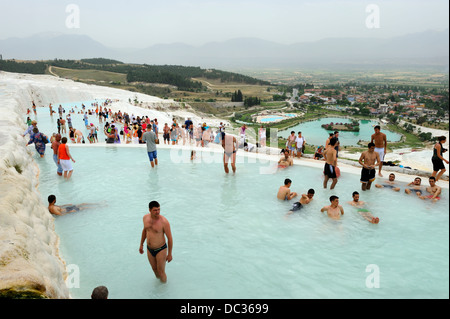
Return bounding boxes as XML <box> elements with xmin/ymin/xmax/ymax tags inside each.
<box><xmin>277</xmin><ymin>126</ymin><xmax>447</xmax><ymax>224</ymax></box>
<box><xmin>22</xmin><ymin>101</ymin><xmax>448</xmax><ymax>292</ymax></box>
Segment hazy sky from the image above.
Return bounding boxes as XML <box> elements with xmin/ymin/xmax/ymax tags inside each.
<box><xmin>0</xmin><ymin>0</ymin><xmax>448</xmax><ymax>48</ymax></box>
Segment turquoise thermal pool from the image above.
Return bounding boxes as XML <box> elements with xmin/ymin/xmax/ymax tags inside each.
<box><xmin>26</xmin><ymin>105</ymin><xmax>449</xmax><ymax>299</ymax></box>
<box><xmin>34</xmin><ymin>146</ymin><xmax>448</xmax><ymax>299</ymax></box>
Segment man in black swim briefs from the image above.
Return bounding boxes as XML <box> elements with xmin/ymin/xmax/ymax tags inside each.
<box><xmin>147</xmin><ymin>243</ymin><xmax>168</xmax><ymax>257</ymax></box>
<box><xmin>139</xmin><ymin>201</ymin><xmax>173</xmax><ymax>283</ymax></box>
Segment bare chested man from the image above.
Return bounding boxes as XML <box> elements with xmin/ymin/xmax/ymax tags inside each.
<box><xmin>323</xmin><ymin>137</ymin><xmax>338</xmax><ymax>189</ymax></box>
<box><xmin>359</xmin><ymin>143</ymin><xmax>380</xmax><ymax>191</ymax></box>
<box><xmin>278</xmin><ymin>149</ymin><xmax>293</xmax><ymax>169</ymax></box>
<box><xmin>375</xmin><ymin>173</ymin><xmax>401</xmax><ymax>192</ymax></box>
<box><xmin>222</xmin><ymin>132</ymin><xmax>237</xmax><ymax>174</ymax></box>
<box><xmin>405</xmin><ymin>177</ymin><xmax>424</xmax><ymax>198</ymax></box>
<box><xmin>422</xmin><ymin>176</ymin><xmax>442</xmax><ymax>202</ymax></box>
<box><xmin>287</xmin><ymin>189</ymin><xmax>314</xmax><ymax>215</ymax></box>
<box><xmin>348</xmin><ymin>191</ymin><xmax>379</xmax><ymax>224</ymax></box>
<box><xmin>320</xmin><ymin>195</ymin><xmax>344</xmax><ymax>220</ymax></box>
<box><xmin>371</xmin><ymin>125</ymin><xmax>387</xmax><ymax>177</ymax></box>
<box><xmin>277</xmin><ymin>178</ymin><xmax>298</xmax><ymax>201</ymax></box>
<box><xmin>47</xmin><ymin>195</ymin><xmax>99</xmax><ymax>216</ymax></box>
<box><xmin>139</xmin><ymin>201</ymin><xmax>173</xmax><ymax>283</ymax></box>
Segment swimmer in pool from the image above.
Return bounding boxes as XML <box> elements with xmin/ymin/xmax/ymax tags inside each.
<box><xmin>348</xmin><ymin>191</ymin><xmax>379</xmax><ymax>224</ymax></box>
<box><xmin>139</xmin><ymin>201</ymin><xmax>173</xmax><ymax>283</ymax></box>
<box><xmin>278</xmin><ymin>149</ymin><xmax>293</xmax><ymax>169</ymax></box>
<box><xmin>375</xmin><ymin>173</ymin><xmax>401</xmax><ymax>192</ymax></box>
<box><xmin>277</xmin><ymin>178</ymin><xmax>298</xmax><ymax>201</ymax></box>
<box><xmin>320</xmin><ymin>195</ymin><xmax>344</xmax><ymax>220</ymax></box>
<box><xmin>422</xmin><ymin>176</ymin><xmax>442</xmax><ymax>202</ymax></box>
<box><xmin>47</xmin><ymin>195</ymin><xmax>99</xmax><ymax>216</ymax></box>
<box><xmin>405</xmin><ymin>177</ymin><xmax>424</xmax><ymax>197</ymax></box>
<box><xmin>287</xmin><ymin>189</ymin><xmax>315</xmax><ymax>215</ymax></box>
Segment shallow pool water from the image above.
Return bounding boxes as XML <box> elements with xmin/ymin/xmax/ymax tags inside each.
<box><xmin>34</xmin><ymin>145</ymin><xmax>449</xmax><ymax>299</ymax></box>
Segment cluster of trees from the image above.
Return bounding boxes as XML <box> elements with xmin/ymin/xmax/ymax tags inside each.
<box><xmin>80</xmin><ymin>58</ymin><xmax>124</xmax><ymax>65</ymax></box>
<box><xmin>0</xmin><ymin>60</ymin><xmax>46</xmax><ymax>74</ymax></box>
<box><xmin>230</xmin><ymin>90</ymin><xmax>262</xmax><ymax>108</ymax></box>
<box><xmin>2</xmin><ymin>58</ymin><xmax>272</xmax><ymax>92</ymax></box>
<box><xmin>231</xmin><ymin>90</ymin><xmax>243</xmax><ymax>102</ymax></box>
<box><xmin>233</xmin><ymin>113</ymin><xmax>253</xmax><ymax>123</ymax></box>
<box><xmin>244</xmin><ymin>96</ymin><xmax>261</xmax><ymax>108</ymax></box>
<box><xmin>127</xmin><ymin>68</ymin><xmax>203</xmax><ymax>91</ymax></box>
<box><xmin>203</xmin><ymin>69</ymin><xmax>270</xmax><ymax>85</ymax></box>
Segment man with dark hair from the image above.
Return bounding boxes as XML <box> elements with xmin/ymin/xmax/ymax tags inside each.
<box><xmin>333</xmin><ymin>131</ymin><xmax>340</xmax><ymax>158</ymax></box>
<box><xmin>371</xmin><ymin>125</ymin><xmax>387</xmax><ymax>177</ymax></box>
<box><xmin>222</xmin><ymin>132</ymin><xmax>237</xmax><ymax>174</ymax></box>
<box><xmin>405</xmin><ymin>177</ymin><xmax>424</xmax><ymax>197</ymax></box>
<box><xmin>320</xmin><ymin>195</ymin><xmax>344</xmax><ymax>220</ymax></box>
<box><xmin>423</xmin><ymin>176</ymin><xmax>442</xmax><ymax>202</ymax></box>
<box><xmin>288</xmin><ymin>189</ymin><xmax>315</xmax><ymax>214</ymax></box>
<box><xmin>142</xmin><ymin>125</ymin><xmax>159</xmax><ymax>168</ymax></box>
<box><xmin>323</xmin><ymin>137</ymin><xmax>338</xmax><ymax>189</ymax></box>
<box><xmin>26</xmin><ymin>127</ymin><xmax>47</xmax><ymax>158</ymax></box>
<box><xmin>47</xmin><ymin>195</ymin><xmax>99</xmax><ymax>216</ymax></box>
<box><xmin>359</xmin><ymin>142</ymin><xmax>380</xmax><ymax>191</ymax></box>
<box><xmin>375</xmin><ymin>173</ymin><xmax>401</xmax><ymax>192</ymax></box>
<box><xmin>277</xmin><ymin>178</ymin><xmax>298</xmax><ymax>201</ymax></box>
<box><xmin>139</xmin><ymin>201</ymin><xmax>173</xmax><ymax>283</ymax></box>
<box><xmin>348</xmin><ymin>191</ymin><xmax>380</xmax><ymax>224</ymax></box>
<box><xmin>278</xmin><ymin>149</ymin><xmax>293</xmax><ymax>169</ymax></box>
<box><xmin>91</xmin><ymin>286</ymin><xmax>109</xmax><ymax>299</ymax></box>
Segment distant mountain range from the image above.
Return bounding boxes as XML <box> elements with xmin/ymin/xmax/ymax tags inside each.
<box><xmin>0</xmin><ymin>29</ymin><xmax>448</xmax><ymax>70</ymax></box>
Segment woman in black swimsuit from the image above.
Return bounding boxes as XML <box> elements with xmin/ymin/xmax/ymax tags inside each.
<box><xmin>431</xmin><ymin>136</ymin><xmax>449</xmax><ymax>182</ymax></box>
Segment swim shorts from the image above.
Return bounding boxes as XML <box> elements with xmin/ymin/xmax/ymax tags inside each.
<box><xmin>324</xmin><ymin>163</ymin><xmax>337</xmax><ymax>179</ymax></box>
<box><xmin>375</xmin><ymin>147</ymin><xmax>385</xmax><ymax>162</ymax></box>
<box><xmin>60</xmin><ymin>159</ymin><xmax>73</xmax><ymax>172</ymax></box>
<box><xmin>147</xmin><ymin>151</ymin><xmax>157</xmax><ymax>162</ymax></box>
<box><xmin>163</xmin><ymin>133</ymin><xmax>170</xmax><ymax>142</ymax></box>
<box><xmin>291</xmin><ymin>202</ymin><xmax>303</xmax><ymax>212</ymax></box>
<box><xmin>360</xmin><ymin>168</ymin><xmax>376</xmax><ymax>183</ymax></box>
<box><xmin>64</xmin><ymin>206</ymin><xmax>80</xmax><ymax>213</ymax></box>
<box><xmin>53</xmin><ymin>154</ymin><xmax>63</xmax><ymax>174</ymax></box>
<box><xmin>409</xmin><ymin>189</ymin><xmax>423</xmax><ymax>195</ymax></box>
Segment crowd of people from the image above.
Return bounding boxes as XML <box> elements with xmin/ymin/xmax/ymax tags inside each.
<box><xmin>276</xmin><ymin>124</ymin><xmax>447</xmax><ymax>224</ymax></box>
<box><xmin>22</xmin><ymin>100</ymin><xmax>447</xmax><ymax>294</ymax></box>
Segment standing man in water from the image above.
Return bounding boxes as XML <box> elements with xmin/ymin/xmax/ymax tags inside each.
<box><xmin>359</xmin><ymin>143</ymin><xmax>380</xmax><ymax>191</ymax></box>
<box><xmin>139</xmin><ymin>201</ymin><xmax>173</xmax><ymax>283</ymax></box>
<box><xmin>51</xmin><ymin>133</ymin><xmax>63</xmax><ymax>176</ymax></box>
<box><xmin>323</xmin><ymin>137</ymin><xmax>338</xmax><ymax>189</ymax></box>
<box><xmin>142</xmin><ymin>125</ymin><xmax>159</xmax><ymax>168</ymax></box>
<box><xmin>222</xmin><ymin>132</ymin><xmax>237</xmax><ymax>174</ymax></box>
<box><xmin>371</xmin><ymin>125</ymin><xmax>387</xmax><ymax>177</ymax></box>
